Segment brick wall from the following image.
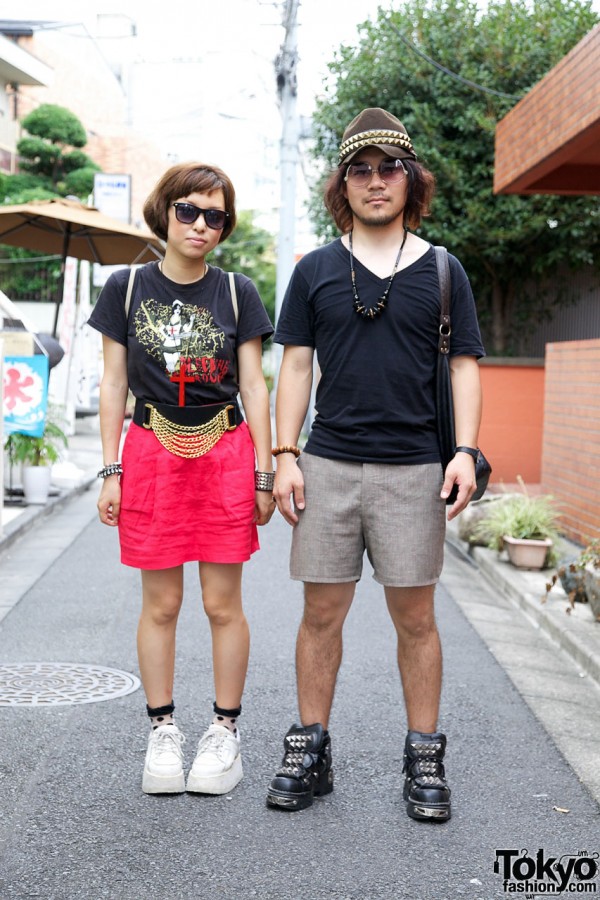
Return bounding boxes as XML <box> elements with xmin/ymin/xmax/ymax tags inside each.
<box><xmin>542</xmin><ymin>339</ymin><xmax>600</xmax><ymax>545</ymax></box>
<box><xmin>494</xmin><ymin>24</ymin><xmax>600</xmax><ymax>194</ymax></box>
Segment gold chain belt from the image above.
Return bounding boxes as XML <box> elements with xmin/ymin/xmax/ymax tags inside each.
<box><xmin>136</xmin><ymin>401</ymin><xmax>239</xmax><ymax>458</ymax></box>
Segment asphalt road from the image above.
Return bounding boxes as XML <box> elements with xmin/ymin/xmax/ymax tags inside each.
<box><xmin>0</xmin><ymin>491</ymin><xmax>598</xmax><ymax>899</ymax></box>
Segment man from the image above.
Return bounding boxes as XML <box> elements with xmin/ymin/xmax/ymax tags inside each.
<box><xmin>266</xmin><ymin>108</ymin><xmax>485</xmax><ymax>821</ymax></box>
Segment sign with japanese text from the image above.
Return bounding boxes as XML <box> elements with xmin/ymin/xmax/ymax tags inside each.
<box><xmin>93</xmin><ymin>173</ymin><xmax>131</xmax><ymax>223</ymax></box>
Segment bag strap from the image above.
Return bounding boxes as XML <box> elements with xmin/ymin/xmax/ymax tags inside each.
<box><xmin>434</xmin><ymin>246</ymin><xmax>451</xmax><ymax>355</ymax></box>
<box><xmin>228</xmin><ymin>271</ymin><xmax>238</xmax><ymax>324</ymax></box>
<box><xmin>125</xmin><ymin>265</ymin><xmax>239</xmax><ymax>324</ymax></box>
<box><xmin>124</xmin><ymin>267</ymin><xmax>137</xmax><ymax>319</ymax></box>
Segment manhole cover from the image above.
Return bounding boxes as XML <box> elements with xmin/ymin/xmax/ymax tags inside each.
<box><xmin>0</xmin><ymin>662</ymin><xmax>141</xmax><ymax>706</ymax></box>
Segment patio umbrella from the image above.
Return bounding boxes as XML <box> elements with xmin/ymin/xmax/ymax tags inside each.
<box><xmin>0</xmin><ymin>198</ymin><xmax>165</xmax><ymax>333</ymax></box>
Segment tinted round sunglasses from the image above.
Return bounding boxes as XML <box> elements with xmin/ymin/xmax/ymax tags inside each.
<box><xmin>172</xmin><ymin>202</ymin><xmax>230</xmax><ymax>230</ymax></box>
<box><xmin>344</xmin><ymin>159</ymin><xmax>407</xmax><ymax>186</ymax></box>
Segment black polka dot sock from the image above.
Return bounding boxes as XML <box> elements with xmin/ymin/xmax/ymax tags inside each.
<box><xmin>212</xmin><ymin>701</ymin><xmax>241</xmax><ymax>736</ymax></box>
<box><xmin>147</xmin><ymin>701</ymin><xmax>175</xmax><ymax>730</ymax></box>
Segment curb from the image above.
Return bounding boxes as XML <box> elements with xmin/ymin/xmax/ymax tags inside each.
<box><xmin>0</xmin><ymin>476</ymin><xmax>96</xmax><ymax>556</ymax></box>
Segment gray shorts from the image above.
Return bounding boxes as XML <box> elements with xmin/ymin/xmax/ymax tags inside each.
<box><xmin>290</xmin><ymin>453</ymin><xmax>446</xmax><ymax>587</ymax></box>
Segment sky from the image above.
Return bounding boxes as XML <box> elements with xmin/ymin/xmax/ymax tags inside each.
<box><xmin>15</xmin><ymin>3</ymin><xmax>388</xmax><ymax>158</ymax></box>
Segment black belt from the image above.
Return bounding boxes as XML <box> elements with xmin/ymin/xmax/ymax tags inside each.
<box><xmin>133</xmin><ymin>398</ymin><xmax>243</xmax><ymax>430</ymax></box>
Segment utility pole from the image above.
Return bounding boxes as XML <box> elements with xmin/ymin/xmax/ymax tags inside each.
<box><xmin>274</xmin><ymin>0</ymin><xmax>300</xmax><ymax>335</ymax></box>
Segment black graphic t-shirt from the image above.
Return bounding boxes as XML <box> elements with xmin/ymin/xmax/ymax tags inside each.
<box><xmin>89</xmin><ymin>262</ymin><xmax>273</xmax><ymax>406</ymax></box>
<box><xmin>274</xmin><ymin>239</ymin><xmax>485</xmax><ymax>464</ymax></box>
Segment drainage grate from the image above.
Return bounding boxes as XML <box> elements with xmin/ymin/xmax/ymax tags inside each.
<box><xmin>0</xmin><ymin>662</ymin><xmax>141</xmax><ymax>706</ymax></box>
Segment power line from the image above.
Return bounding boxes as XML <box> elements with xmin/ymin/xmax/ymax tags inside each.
<box><xmin>383</xmin><ymin>16</ymin><xmax>523</xmax><ymax>102</ymax></box>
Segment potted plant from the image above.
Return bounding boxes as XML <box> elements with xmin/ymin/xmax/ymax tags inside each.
<box><xmin>4</xmin><ymin>409</ymin><xmax>68</xmax><ymax>505</ymax></box>
<box><xmin>472</xmin><ymin>479</ymin><xmax>560</xmax><ymax>570</ymax></box>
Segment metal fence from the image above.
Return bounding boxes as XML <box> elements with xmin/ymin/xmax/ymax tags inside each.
<box><xmin>0</xmin><ymin>254</ymin><xmax>62</xmax><ymax>303</ymax></box>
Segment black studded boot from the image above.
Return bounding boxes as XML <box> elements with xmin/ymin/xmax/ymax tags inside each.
<box><xmin>266</xmin><ymin>723</ymin><xmax>334</xmax><ymax>811</ymax></box>
<box><xmin>403</xmin><ymin>731</ymin><xmax>451</xmax><ymax>822</ymax></box>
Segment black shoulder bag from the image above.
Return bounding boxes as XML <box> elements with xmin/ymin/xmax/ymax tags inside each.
<box><xmin>434</xmin><ymin>246</ymin><xmax>491</xmax><ymax>504</ymax></box>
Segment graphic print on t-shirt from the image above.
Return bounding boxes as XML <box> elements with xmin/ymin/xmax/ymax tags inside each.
<box><xmin>134</xmin><ymin>297</ymin><xmax>230</xmax><ymax>394</ymax></box>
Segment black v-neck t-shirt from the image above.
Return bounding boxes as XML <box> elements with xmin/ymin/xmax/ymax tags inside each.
<box><xmin>274</xmin><ymin>239</ymin><xmax>484</xmax><ymax>464</ymax></box>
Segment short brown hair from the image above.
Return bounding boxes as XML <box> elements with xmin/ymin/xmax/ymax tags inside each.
<box><xmin>324</xmin><ymin>159</ymin><xmax>436</xmax><ymax>234</ymax></box>
<box><xmin>143</xmin><ymin>162</ymin><xmax>237</xmax><ymax>243</ymax></box>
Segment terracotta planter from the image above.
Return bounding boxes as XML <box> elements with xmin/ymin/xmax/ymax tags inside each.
<box><xmin>503</xmin><ymin>535</ymin><xmax>552</xmax><ymax>570</ymax></box>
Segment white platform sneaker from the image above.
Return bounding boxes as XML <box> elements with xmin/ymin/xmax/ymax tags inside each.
<box><xmin>186</xmin><ymin>724</ymin><xmax>243</xmax><ymax>794</ymax></box>
<box><xmin>142</xmin><ymin>724</ymin><xmax>186</xmax><ymax>794</ymax></box>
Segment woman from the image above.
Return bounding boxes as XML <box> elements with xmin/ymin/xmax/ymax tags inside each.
<box><xmin>88</xmin><ymin>162</ymin><xmax>274</xmax><ymax>796</ymax></box>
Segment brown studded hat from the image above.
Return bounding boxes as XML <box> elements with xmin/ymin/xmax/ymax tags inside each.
<box><xmin>338</xmin><ymin>108</ymin><xmax>416</xmax><ymax>166</ymax></box>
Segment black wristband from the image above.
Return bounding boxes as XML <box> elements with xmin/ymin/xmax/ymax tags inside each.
<box><xmin>455</xmin><ymin>446</ymin><xmax>478</xmax><ymax>461</ymax></box>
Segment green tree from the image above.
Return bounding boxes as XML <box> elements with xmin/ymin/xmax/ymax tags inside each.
<box><xmin>16</xmin><ymin>103</ymin><xmax>99</xmax><ymax>197</ymax></box>
<box><xmin>211</xmin><ymin>209</ymin><xmax>276</xmax><ymax>325</ymax></box>
<box><xmin>310</xmin><ymin>0</ymin><xmax>600</xmax><ymax>354</ymax></box>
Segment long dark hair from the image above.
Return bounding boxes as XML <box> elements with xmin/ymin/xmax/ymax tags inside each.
<box><xmin>324</xmin><ymin>159</ymin><xmax>436</xmax><ymax>233</ymax></box>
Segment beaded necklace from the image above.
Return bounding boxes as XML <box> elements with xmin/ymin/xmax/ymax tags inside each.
<box><xmin>349</xmin><ymin>228</ymin><xmax>408</xmax><ymax>320</ymax></box>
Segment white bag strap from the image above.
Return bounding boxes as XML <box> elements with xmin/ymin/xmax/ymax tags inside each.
<box><xmin>125</xmin><ymin>266</ymin><xmax>238</xmax><ymax>324</ymax></box>
<box><xmin>124</xmin><ymin>267</ymin><xmax>137</xmax><ymax>319</ymax></box>
<box><xmin>228</xmin><ymin>271</ymin><xmax>238</xmax><ymax>324</ymax></box>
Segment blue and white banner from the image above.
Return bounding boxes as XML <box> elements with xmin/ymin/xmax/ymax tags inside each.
<box><xmin>2</xmin><ymin>355</ymin><xmax>50</xmax><ymax>437</ymax></box>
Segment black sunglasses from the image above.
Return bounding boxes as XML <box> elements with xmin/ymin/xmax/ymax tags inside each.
<box><xmin>172</xmin><ymin>202</ymin><xmax>230</xmax><ymax>230</ymax></box>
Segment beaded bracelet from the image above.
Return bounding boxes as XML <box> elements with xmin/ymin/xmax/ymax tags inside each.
<box><xmin>254</xmin><ymin>470</ymin><xmax>275</xmax><ymax>492</ymax></box>
<box><xmin>97</xmin><ymin>462</ymin><xmax>123</xmax><ymax>479</ymax></box>
<box><xmin>272</xmin><ymin>445</ymin><xmax>301</xmax><ymax>458</ymax></box>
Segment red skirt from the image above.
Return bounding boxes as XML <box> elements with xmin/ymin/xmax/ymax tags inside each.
<box><xmin>119</xmin><ymin>421</ymin><xmax>259</xmax><ymax>569</ymax></box>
